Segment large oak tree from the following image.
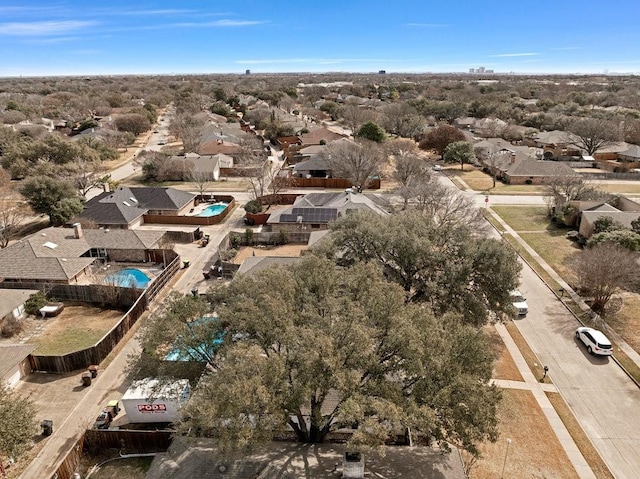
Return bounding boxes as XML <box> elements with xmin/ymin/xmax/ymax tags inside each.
<box><xmin>164</xmin><ymin>257</ymin><xmax>501</xmax><ymax>457</ymax></box>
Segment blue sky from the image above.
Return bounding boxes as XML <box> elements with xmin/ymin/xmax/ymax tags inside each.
<box><xmin>1</xmin><ymin>0</ymin><xmax>639</xmax><ymax>76</ymax></box>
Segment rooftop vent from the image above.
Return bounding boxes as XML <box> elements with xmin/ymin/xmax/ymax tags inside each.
<box><xmin>43</xmin><ymin>242</ymin><xmax>58</xmax><ymax>249</ymax></box>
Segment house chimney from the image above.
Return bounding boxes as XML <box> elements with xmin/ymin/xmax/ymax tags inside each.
<box><xmin>73</xmin><ymin>223</ymin><xmax>83</xmax><ymax>239</ymax></box>
<box><xmin>511</xmin><ymin>153</ymin><xmax>516</xmax><ymax>164</ymax></box>
<box><xmin>103</xmin><ymin>182</ymin><xmax>110</xmax><ymax>193</ymax></box>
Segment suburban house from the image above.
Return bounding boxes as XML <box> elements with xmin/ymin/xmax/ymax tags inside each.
<box><xmin>0</xmin><ymin>343</ymin><xmax>36</xmax><ymax>388</ymax></box>
<box><xmin>266</xmin><ymin>191</ymin><xmax>390</xmax><ymax>232</ymax></box>
<box><xmin>532</xmin><ymin>130</ymin><xmax>581</xmax><ymax>157</ymax></box>
<box><xmin>198</xmin><ymin>140</ymin><xmax>243</xmax><ymax>157</ymax></box>
<box><xmin>164</xmin><ymin>153</ymin><xmax>234</xmax><ymax>182</ymax></box>
<box><xmin>0</xmin><ymin>225</ymin><xmax>165</xmax><ymax>285</ymax></box>
<box><xmin>292</xmin><ymin>156</ymin><xmax>331</xmax><ymax>178</ymax></box>
<box><xmin>0</xmin><ymin>288</ymin><xmax>39</xmax><ymax>324</ymax></box>
<box><xmin>574</xmin><ymin>196</ymin><xmax>640</xmax><ymax>238</ymax></box>
<box><xmin>476</xmin><ymin>141</ymin><xmax>576</xmax><ymax>184</ymax></box>
<box><xmin>75</xmin><ymin>187</ymin><xmax>196</xmax><ymax>229</ymax></box>
<box><xmin>618</xmin><ymin>144</ymin><xmax>640</xmax><ymax>162</ymax></box>
<box><xmin>299</xmin><ymin>126</ymin><xmax>347</xmax><ymax>146</ymax></box>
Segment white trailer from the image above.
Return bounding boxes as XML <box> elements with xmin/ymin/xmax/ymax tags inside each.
<box><xmin>121</xmin><ymin>378</ymin><xmax>190</xmax><ymax>424</ymax></box>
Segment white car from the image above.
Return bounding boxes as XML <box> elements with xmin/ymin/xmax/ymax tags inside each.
<box><xmin>510</xmin><ymin>290</ymin><xmax>528</xmax><ymax>315</ymax></box>
<box><xmin>433</xmin><ymin>164</ymin><xmax>442</xmax><ymax>171</ymax></box>
<box><xmin>575</xmin><ymin>327</ymin><xmax>613</xmax><ymax>356</ymax></box>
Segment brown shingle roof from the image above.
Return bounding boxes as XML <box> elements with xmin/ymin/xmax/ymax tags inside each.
<box><xmin>0</xmin><ymin>344</ymin><xmax>36</xmax><ymax>379</ymax></box>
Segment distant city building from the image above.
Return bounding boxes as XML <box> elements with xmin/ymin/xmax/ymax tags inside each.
<box><xmin>378</xmin><ymin>70</ymin><xmax>386</xmax><ymax>74</ymax></box>
<box><xmin>245</xmin><ymin>69</ymin><xmax>251</xmax><ymax>75</ymax></box>
<box><xmin>469</xmin><ymin>67</ymin><xmax>495</xmax><ymax>74</ymax></box>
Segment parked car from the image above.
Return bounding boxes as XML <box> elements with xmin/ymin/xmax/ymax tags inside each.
<box><xmin>433</xmin><ymin>164</ymin><xmax>442</xmax><ymax>171</ymax></box>
<box><xmin>575</xmin><ymin>327</ymin><xmax>613</xmax><ymax>356</ymax></box>
<box><xmin>510</xmin><ymin>290</ymin><xmax>528</xmax><ymax>315</ymax></box>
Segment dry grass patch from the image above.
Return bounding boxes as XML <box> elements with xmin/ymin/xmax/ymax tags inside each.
<box><xmin>546</xmin><ymin>392</ymin><xmax>615</xmax><ymax>479</ymax></box>
<box><xmin>233</xmin><ymin>244</ymin><xmax>307</xmax><ymax>264</ymax></box>
<box><xmin>605</xmin><ymin>293</ymin><xmax>640</xmax><ymax>352</ymax></box>
<box><xmin>491</xmin><ymin>206</ymin><xmax>551</xmax><ymax>232</ymax></box>
<box><xmin>444</xmin><ymin>168</ymin><xmax>544</xmax><ymax>194</ymax></box>
<box><xmin>595</xmin><ymin>183</ymin><xmax>640</xmax><ymax>195</ymax></box>
<box><xmin>472</xmin><ymin>389</ymin><xmax>578</xmax><ymax>479</ymax></box>
<box><xmin>504</xmin><ymin>320</ymin><xmax>551</xmax><ymax>384</ymax></box>
<box><xmin>29</xmin><ymin>304</ymin><xmax>123</xmax><ymax>355</ymax></box>
<box><xmin>485</xmin><ymin>324</ymin><xmax>523</xmax><ymax>381</ymax></box>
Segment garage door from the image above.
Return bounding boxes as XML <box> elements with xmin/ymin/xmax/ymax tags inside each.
<box><xmin>5</xmin><ymin>365</ymin><xmax>22</xmax><ymax>388</ymax></box>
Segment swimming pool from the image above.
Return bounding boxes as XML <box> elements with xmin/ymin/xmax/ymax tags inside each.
<box><xmin>104</xmin><ymin>268</ymin><xmax>151</xmax><ymax>288</ymax></box>
<box><xmin>197</xmin><ymin>202</ymin><xmax>229</xmax><ymax>217</ymax></box>
<box><xmin>164</xmin><ymin>316</ymin><xmax>224</xmax><ymax>361</ymax></box>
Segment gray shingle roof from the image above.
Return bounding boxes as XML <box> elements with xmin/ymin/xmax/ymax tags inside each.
<box><xmin>0</xmin><ymin>227</ymin><xmax>164</xmax><ymax>281</ymax></box>
<box><xmin>77</xmin><ymin>187</ymin><xmax>195</xmax><ymax>226</ymax></box>
<box><xmin>507</xmin><ymin>159</ymin><xmax>578</xmax><ymax>177</ymax></box>
<box><xmin>0</xmin><ymin>289</ymin><xmax>39</xmax><ymax>319</ymax></box>
<box><xmin>293</xmin><ymin>156</ymin><xmax>330</xmax><ymax>172</ymax></box>
<box><xmin>267</xmin><ymin>192</ymin><xmax>390</xmax><ymax>224</ymax></box>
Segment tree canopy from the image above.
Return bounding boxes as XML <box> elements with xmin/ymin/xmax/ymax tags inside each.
<box><xmin>167</xmin><ymin>257</ymin><xmax>501</xmax><ymax>456</ymax></box>
<box><xmin>444</xmin><ymin>141</ymin><xmax>475</xmax><ymax>170</ymax></box>
<box><xmin>418</xmin><ymin>124</ymin><xmax>466</xmax><ymax>158</ymax></box>
<box><xmin>356</xmin><ymin>121</ymin><xmax>386</xmax><ymax>143</ymax></box>
<box><xmin>319</xmin><ymin>212</ymin><xmax>520</xmax><ymax>325</ymax></box>
<box><xmin>0</xmin><ymin>384</ymin><xmax>37</xmax><ymax>464</ymax></box>
<box><xmin>19</xmin><ymin>176</ymin><xmax>84</xmax><ymax>225</ymax></box>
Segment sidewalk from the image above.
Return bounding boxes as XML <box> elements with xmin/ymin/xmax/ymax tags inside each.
<box><xmin>451</xmin><ymin>173</ymin><xmax>640</xmax><ymax>372</ymax></box>
<box><xmin>493</xmin><ymin>323</ymin><xmax>596</xmax><ymax>479</ymax></box>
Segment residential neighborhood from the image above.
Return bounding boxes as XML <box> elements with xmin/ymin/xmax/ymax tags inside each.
<box><xmin>3</xmin><ymin>24</ymin><xmax>640</xmax><ymax>479</ymax></box>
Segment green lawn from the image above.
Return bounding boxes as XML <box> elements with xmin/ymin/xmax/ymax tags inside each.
<box><xmin>519</xmin><ymin>231</ymin><xmax>580</xmax><ymax>284</ymax></box>
<box><xmin>491</xmin><ymin>206</ymin><xmax>551</xmax><ymax>231</ymax></box>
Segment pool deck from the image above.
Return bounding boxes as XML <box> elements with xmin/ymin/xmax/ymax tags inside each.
<box><xmin>77</xmin><ymin>263</ymin><xmax>163</xmax><ymax>286</ymax></box>
<box><xmin>187</xmin><ymin>200</ymin><xmax>229</xmax><ymax>217</ymax></box>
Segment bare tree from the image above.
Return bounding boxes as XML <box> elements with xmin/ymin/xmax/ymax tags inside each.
<box><xmin>340</xmin><ymin>104</ymin><xmax>378</xmax><ymax>136</ymax></box>
<box><xmin>188</xmin><ymin>168</ymin><xmax>214</xmax><ymax>200</ymax></box>
<box><xmin>236</xmin><ymin>134</ymin><xmax>267</xmax><ymax>166</ymax></box>
<box><xmin>543</xmin><ymin>175</ymin><xmax>609</xmax><ymax>212</ymax></box>
<box><xmin>245</xmin><ymin>160</ymin><xmax>270</xmax><ymax>200</ymax></box>
<box><xmin>414</xmin><ymin>176</ymin><xmax>486</xmax><ymax>230</ymax></box>
<box><xmin>387</xmin><ymin>139</ymin><xmax>429</xmax><ymax>209</ymax></box>
<box><xmin>321</xmin><ymin>139</ymin><xmax>384</xmax><ymax>187</ymax></box>
<box><xmin>171</xmin><ymin>113</ymin><xmax>208</xmax><ymax>153</ymax></box>
<box><xmin>566</xmin><ymin>118</ymin><xmax>620</xmax><ymax>156</ymax></box>
<box><xmin>0</xmin><ymin>173</ymin><xmax>32</xmax><ymax>247</ymax></box>
<box><xmin>570</xmin><ymin>243</ymin><xmax>639</xmax><ymax>314</ymax></box>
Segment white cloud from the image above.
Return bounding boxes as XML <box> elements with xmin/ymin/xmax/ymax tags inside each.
<box><xmin>489</xmin><ymin>52</ymin><xmax>541</xmax><ymax>58</ymax></box>
<box><xmin>0</xmin><ymin>20</ymin><xmax>98</xmax><ymax>36</ymax></box>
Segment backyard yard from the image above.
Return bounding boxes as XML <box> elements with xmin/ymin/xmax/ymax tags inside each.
<box><xmin>28</xmin><ymin>304</ymin><xmax>123</xmax><ymax>355</ymax></box>
<box><xmin>444</xmin><ymin>167</ymin><xmax>545</xmax><ymax>194</ymax></box>
<box><xmin>232</xmin><ymin>244</ymin><xmax>307</xmax><ymax>264</ymax></box>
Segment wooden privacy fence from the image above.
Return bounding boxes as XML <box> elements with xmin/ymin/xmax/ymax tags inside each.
<box><xmin>84</xmin><ymin>429</ymin><xmax>172</xmax><ymax>453</ymax></box>
<box><xmin>143</xmin><ymin>197</ymin><xmax>236</xmax><ymax>226</ymax></box>
<box><xmin>50</xmin><ymin>433</ymin><xmax>85</xmax><ymax>479</ymax></box>
<box><xmin>29</xmin><ymin>255</ymin><xmax>181</xmax><ymax>373</ymax></box>
<box><xmin>289</xmin><ymin>177</ymin><xmax>381</xmax><ymax>189</ymax></box>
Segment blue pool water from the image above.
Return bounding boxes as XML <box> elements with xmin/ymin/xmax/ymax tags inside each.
<box><xmin>164</xmin><ymin>316</ymin><xmax>224</xmax><ymax>361</ymax></box>
<box><xmin>197</xmin><ymin>202</ymin><xmax>229</xmax><ymax>217</ymax></box>
<box><xmin>104</xmin><ymin>268</ymin><xmax>151</xmax><ymax>288</ymax></box>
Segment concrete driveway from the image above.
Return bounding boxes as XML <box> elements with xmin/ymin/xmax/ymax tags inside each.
<box><xmin>514</xmin><ymin>262</ymin><xmax>640</xmax><ymax>479</ymax></box>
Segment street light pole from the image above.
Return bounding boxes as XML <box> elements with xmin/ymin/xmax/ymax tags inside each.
<box><xmin>500</xmin><ymin>438</ymin><xmax>512</xmax><ymax>479</ymax></box>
